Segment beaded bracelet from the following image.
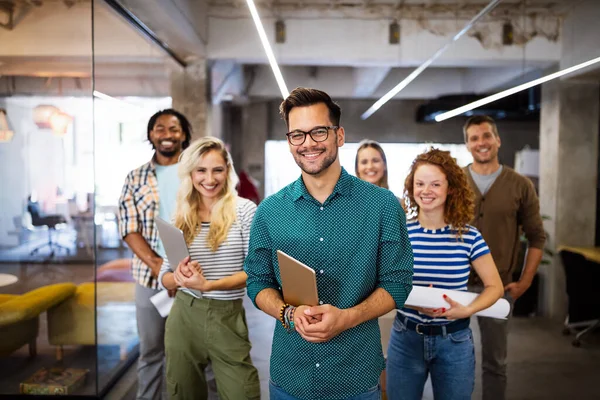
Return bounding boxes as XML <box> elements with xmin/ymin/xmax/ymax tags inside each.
<box><xmin>284</xmin><ymin>305</ymin><xmax>296</xmax><ymax>332</ymax></box>
<box><xmin>279</xmin><ymin>303</ymin><xmax>290</xmax><ymax>328</ymax></box>
<box><xmin>288</xmin><ymin>306</ymin><xmax>296</xmax><ymax>331</ymax></box>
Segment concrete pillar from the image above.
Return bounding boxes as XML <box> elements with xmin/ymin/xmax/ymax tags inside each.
<box><xmin>207</xmin><ymin>102</ymin><xmax>223</xmax><ymax>139</ymax></box>
<box><xmin>170</xmin><ymin>59</ymin><xmax>208</xmax><ymax>140</ymax></box>
<box><xmin>539</xmin><ymin>80</ymin><xmax>599</xmax><ymax>319</ymax></box>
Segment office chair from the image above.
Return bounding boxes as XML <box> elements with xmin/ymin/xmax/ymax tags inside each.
<box><xmin>27</xmin><ymin>198</ymin><xmax>70</xmax><ymax>258</ymax></box>
<box><xmin>560</xmin><ymin>249</ymin><xmax>600</xmax><ymax>347</ymax></box>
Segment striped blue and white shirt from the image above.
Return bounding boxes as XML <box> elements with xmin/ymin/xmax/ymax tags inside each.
<box><xmin>399</xmin><ymin>220</ymin><xmax>490</xmax><ymax>325</ymax></box>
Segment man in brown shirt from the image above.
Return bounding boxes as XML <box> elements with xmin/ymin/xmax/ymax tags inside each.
<box><xmin>463</xmin><ymin>116</ymin><xmax>546</xmax><ymax>400</ymax></box>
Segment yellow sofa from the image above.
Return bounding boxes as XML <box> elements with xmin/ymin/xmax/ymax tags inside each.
<box><xmin>0</xmin><ymin>283</ymin><xmax>76</xmax><ymax>357</ymax></box>
<box><xmin>47</xmin><ymin>282</ymin><xmax>136</xmax><ymax>360</ymax></box>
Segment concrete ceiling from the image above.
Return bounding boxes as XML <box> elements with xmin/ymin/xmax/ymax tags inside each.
<box><xmin>0</xmin><ymin>0</ymin><xmax>597</xmax><ymax>100</ymax></box>
<box><xmin>209</xmin><ymin>0</ymin><xmax>577</xmax><ymax>19</ymax></box>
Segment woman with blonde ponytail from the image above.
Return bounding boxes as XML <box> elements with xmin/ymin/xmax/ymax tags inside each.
<box><xmin>158</xmin><ymin>137</ymin><xmax>260</xmax><ymax>400</ymax></box>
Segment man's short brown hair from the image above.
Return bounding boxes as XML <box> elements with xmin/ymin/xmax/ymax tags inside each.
<box><xmin>463</xmin><ymin>115</ymin><xmax>499</xmax><ymax>142</ymax></box>
<box><xmin>279</xmin><ymin>87</ymin><xmax>341</xmax><ymax>128</ymax></box>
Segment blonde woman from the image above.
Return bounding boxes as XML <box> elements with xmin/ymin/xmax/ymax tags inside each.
<box><xmin>355</xmin><ymin>139</ymin><xmax>389</xmax><ymax>189</ymax></box>
<box><xmin>158</xmin><ymin>137</ymin><xmax>260</xmax><ymax>400</ymax></box>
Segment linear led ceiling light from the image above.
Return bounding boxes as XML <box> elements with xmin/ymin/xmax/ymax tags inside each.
<box><xmin>93</xmin><ymin>90</ymin><xmax>121</xmax><ymax>102</ymax></box>
<box><xmin>93</xmin><ymin>90</ymin><xmax>141</xmax><ymax>109</ymax></box>
<box><xmin>361</xmin><ymin>0</ymin><xmax>502</xmax><ymax>120</ymax></box>
<box><xmin>434</xmin><ymin>55</ymin><xmax>600</xmax><ymax>122</ymax></box>
<box><xmin>246</xmin><ymin>0</ymin><xmax>289</xmax><ymax>99</ymax></box>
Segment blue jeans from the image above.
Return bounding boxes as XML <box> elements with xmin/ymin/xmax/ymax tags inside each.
<box><xmin>386</xmin><ymin>317</ymin><xmax>475</xmax><ymax>400</ymax></box>
<box><xmin>269</xmin><ymin>380</ymin><xmax>381</xmax><ymax>400</ymax></box>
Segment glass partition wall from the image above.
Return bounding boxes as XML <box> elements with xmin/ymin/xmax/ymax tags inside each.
<box><xmin>0</xmin><ymin>0</ymin><xmax>177</xmax><ymax>397</ymax></box>
<box><xmin>92</xmin><ymin>0</ymin><xmax>178</xmax><ymax>393</ymax></box>
<box><xmin>0</xmin><ymin>0</ymin><xmax>98</xmax><ymax>396</ymax></box>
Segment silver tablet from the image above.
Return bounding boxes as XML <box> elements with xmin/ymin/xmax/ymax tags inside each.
<box><xmin>155</xmin><ymin>217</ymin><xmax>190</xmax><ymax>270</ymax></box>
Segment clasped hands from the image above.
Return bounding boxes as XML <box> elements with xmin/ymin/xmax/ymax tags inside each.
<box><xmin>293</xmin><ymin>304</ymin><xmax>352</xmax><ymax>344</ymax></box>
<box><xmin>172</xmin><ymin>256</ymin><xmax>212</xmax><ymax>292</ymax></box>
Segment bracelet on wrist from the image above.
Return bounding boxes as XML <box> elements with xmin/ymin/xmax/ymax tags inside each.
<box><xmin>284</xmin><ymin>305</ymin><xmax>296</xmax><ymax>332</ymax></box>
<box><xmin>279</xmin><ymin>303</ymin><xmax>290</xmax><ymax>328</ymax></box>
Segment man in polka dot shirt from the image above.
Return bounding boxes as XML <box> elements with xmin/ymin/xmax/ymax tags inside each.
<box><xmin>244</xmin><ymin>87</ymin><xmax>414</xmax><ymax>400</ymax></box>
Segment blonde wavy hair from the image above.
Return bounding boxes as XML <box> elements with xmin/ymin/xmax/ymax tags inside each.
<box><xmin>173</xmin><ymin>137</ymin><xmax>239</xmax><ymax>251</ymax></box>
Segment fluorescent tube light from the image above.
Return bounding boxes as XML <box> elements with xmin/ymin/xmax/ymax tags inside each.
<box><xmin>434</xmin><ymin>55</ymin><xmax>600</xmax><ymax>122</ymax></box>
<box><xmin>93</xmin><ymin>90</ymin><xmax>142</xmax><ymax>109</ymax></box>
<box><xmin>361</xmin><ymin>0</ymin><xmax>501</xmax><ymax>120</ymax></box>
<box><xmin>246</xmin><ymin>0</ymin><xmax>289</xmax><ymax>99</ymax></box>
<box><xmin>93</xmin><ymin>90</ymin><xmax>121</xmax><ymax>102</ymax></box>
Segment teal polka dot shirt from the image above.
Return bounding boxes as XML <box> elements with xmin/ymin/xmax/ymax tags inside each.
<box><xmin>245</xmin><ymin>168</ymin><xmax>414</xmax><ymax>399</ymax></box>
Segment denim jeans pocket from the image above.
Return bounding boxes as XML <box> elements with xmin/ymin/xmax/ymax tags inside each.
<box><xmin>351</xmin><ymin>384</ymin><xmax>381</xmax><ymax>400</ymax></box>
<box><xmin>365</xmin><ymin>384</ymin><xmax>380</xmax><ymax>393</ymax></box>
<box><xmin>392</xmin><ymin>316</ymin><xmax>407</xmax><ymax>333</ymax></box>
<box><xmin>448</xmin><ymin>327</ymin><xmax>472</xmax><ymax>344</ymax></box>
<box><xmin>269</xmin><ymin>379</ymin><xmax>282</xmax><ymax>389</ymax></box>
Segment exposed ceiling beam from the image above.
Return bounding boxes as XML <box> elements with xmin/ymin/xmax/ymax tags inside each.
<box><xmin>211</xmin><ymin>60</ymin><xmax>244</xmax><ymax>104</ymax></box>
<box><xmin>353</xmin><ymin>67</ymin><xmax>390</xmax><ymax>98</ymax></box>
<box><xmin>110</xmin><ymin>0</ymin><xmax>209</xmax><ymax>63</ymax></box>
<box><xmin>361</xmin><ymin>0</ymin><xmax>502</xmax><ymax>119</ymax></box>
<box><xmin>103</xmin><ymin>0</ymin><xmax>187</xmax><ymax>67</ymax></box>
<box><xmin>208</xmin><ymin>1</ymin><xmax>575</xmax><ymax>19</ymax></box>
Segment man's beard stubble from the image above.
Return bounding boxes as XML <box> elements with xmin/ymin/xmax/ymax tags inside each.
<box><xmin>157</xmin><ymin>148</ymin><xmax>180</xmax><ymax>158</ymax></box>
<box><xmin>295</xmin><ymin>145</ymin><xmax>338</xmax><ymax>176</ymax></box>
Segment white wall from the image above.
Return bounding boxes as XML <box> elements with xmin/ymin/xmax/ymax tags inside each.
<box><xmin>264</xmin><ymin>141</ymin><xmax>473</xmax><ymax>198</ymax></box>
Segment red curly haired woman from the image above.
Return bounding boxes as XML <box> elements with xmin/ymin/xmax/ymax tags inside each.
<box><xmin>386</xmin><ymin>148</ymin><xmax>503</xmax><ymax>400</ymax></box>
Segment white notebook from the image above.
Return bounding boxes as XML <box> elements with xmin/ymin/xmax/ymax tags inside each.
<box><xmin>150</xmin><ymin>289</ymin><xmax>175</xmax><ymax>318</ymax></box>
<box><xmin>403</xmin><ymin>286</ymin><xmax>510</xmax><ymax>319</ymax></box>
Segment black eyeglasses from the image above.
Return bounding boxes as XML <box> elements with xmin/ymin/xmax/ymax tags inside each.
<box><xmin>285</xmin><ymin>126</ymin><xmax>339</xmax><ymax>146</ymax></box>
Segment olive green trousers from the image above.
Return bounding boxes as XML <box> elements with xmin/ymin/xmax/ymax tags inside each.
<box><xmin>165</xmin><ymin>292</ymin><xmax>260</xmax><ymax>400</ymax></box>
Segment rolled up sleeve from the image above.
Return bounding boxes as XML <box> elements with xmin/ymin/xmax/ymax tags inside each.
<box><xmin>118</xmin><ymin>172</ymin><xmax>140</xmax><ymax>239</ymax></box>
<box><xmin>244</xmin><ymin>205</ymin><xmax>280</xmax><ymax>308</ymax></box>
<box><xmin>519</xmin><ymin>178</ymin><xmax>546</xmax><ymax>250</ymax></box>
<box><xmin>377</xmin><ymin>193</ymin><xmax>414</xmax><ymax>309</ymax></box>
<box><xmin>157</xmin><ymin>258</ymin><xmax>171</xmax><ymax>290</ymax></box>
